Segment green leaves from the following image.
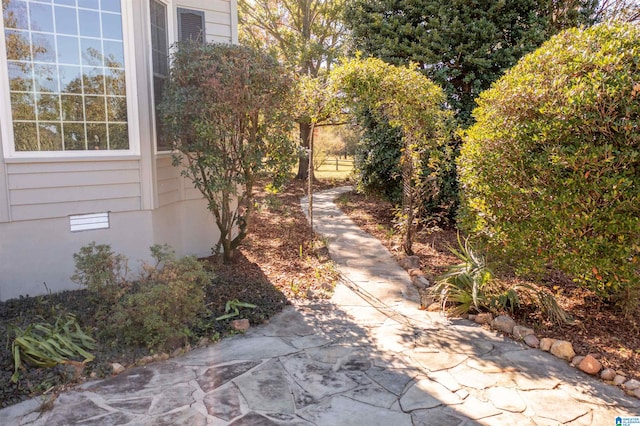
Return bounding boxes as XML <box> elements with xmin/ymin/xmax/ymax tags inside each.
<box><xmin>430</xmin><ymin>235</ymin><xmax>493</xmax><ymax>316</ymax></box>
<box><xmin>11</xmin><ymin>314</ymin><xmax>95</xmax><ymax>383</ymax></box>
<box><xmin>159</xmin><ymin>42</ymin><xmax>295</xmax><ymax>261</ymax></box>
<box><xmin>328</xmin><ymin>57</ymin><xmax>452</xmax><ymax>250</ymax></box>
<box><xmin>343</xmin><ymin>0</ymin><xmax>592</xmax><ymax>124</ymax></box>
<box><xmin>215</xmin><ymin>299</ymin><xmax>258</xmax><ymax>321</ymax></box>
<box><xmin>459</xmin><ymin>23</ymin><xmax>640</xmax><ymax>304</ymax></box>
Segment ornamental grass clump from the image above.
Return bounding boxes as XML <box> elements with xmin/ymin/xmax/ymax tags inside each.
<box><xmin>458</xmin><ymin>23</ymin><xmax>640</xmax><ymax>311</ymax></box>
<box><xmin>11</xmin><ymin>314</ymin><xmax>95</xmax><ymax>383</ymax></box>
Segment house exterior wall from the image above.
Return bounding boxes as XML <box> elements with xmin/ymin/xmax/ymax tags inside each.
<box><xmin>0</xmin><ymin>0</ymin><xmax>236</xmax><ymax>301</ymax></box>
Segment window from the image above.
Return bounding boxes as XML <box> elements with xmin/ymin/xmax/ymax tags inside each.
<box><xmin>150</xmin><ymin>0</ymin><xmax>169</xmax><ymax>151</ymax></box>
<box><xmin>177</xmin><ymin>8</ymin><xmax>204</xmax><ymax>43</ymax></box>
<box><xmin>2</xmin><ymin>0</ymin><xmax>129</xmax><ymax>152</ymax></box>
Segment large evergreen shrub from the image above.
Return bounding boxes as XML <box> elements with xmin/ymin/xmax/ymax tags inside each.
<box><xmin>459</xmin><ymin>23</ymin><xmax>640</xmax><ymax>302</ymax></box>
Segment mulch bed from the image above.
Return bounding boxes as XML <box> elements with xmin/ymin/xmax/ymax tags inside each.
<box><xmin>337</xmin><ymin>190</ymin><xmax>640</xmax><ymax>382</ymax></box>
<box><xmin>0</xmin><ymin>177</ymin><xmax>344</xmax><ymax>409</ymax></box>
<box><xmin>2</xmin><ymin>178</ymin><xmax>636</xmax><ymax>409</ymax></box>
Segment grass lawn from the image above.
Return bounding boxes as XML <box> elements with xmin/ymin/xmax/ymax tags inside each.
<box><xmin>294</xmin><ymin>156</ymin><xmax>354</xmax><ymax>180</ymax></box>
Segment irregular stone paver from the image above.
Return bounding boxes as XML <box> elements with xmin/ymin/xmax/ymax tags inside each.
<box><xmin>450</xmin><ymin>365</ymin><xmax>499</xmax><ymax>390</ymax></box>
<box><xmin>400</xmin><ymin>377</ymin><xmax>463</xmax><ymax>411</ymax></box>
<box><xmin>233</xmin><ymin>359</ymin><xmax>295</xmax><ymax>414</ymax></box>
<box><xmin>455</xmin><ymin>395</ymin><xmax>502</xmax><ymax>420</ymax></box>
<box><xmin>227</xmin><ymin>411</ymin><xmax>278</xmax><ymax>426</ymax></box>
<box><xmin>299</xmin><ymin>395</ymin><xmax>412</xmax><ymax>426</ymax></box>
<box><xmin>281</xmin><ymin>352</ymin><xmax>358</xmax><ymax>400</ymax></box>
<box><xmin>147</xmin><ymin>383</ymin><xmax>196</xmax><ymax>415</ymax></box>
<box><xmin>409</xmin><ymin>349</ymin><xmax>468</xmax><ymax>372</ymax></box>
<box><xmin>2</xmin><ymin>186</ymin><xmax>639</xmax><ymax>425</ymax></box>
<box><xmin>524</xmin><ymin>389</ymin><xmax>591</xmax><ymax>423</ymax></box>
<box><xmin>417</xmin><ymin>331</ymin><xmax>494</xmax><ymax>355</ymax></box>
<box><xmin>173</xmin><ymin>336</ymin><xmax>298</xmax><ymax>365</ymax></box>
<box><xmin>203</xmin><ymin>382</ymin><xmax>243</xmax><ymax>420</ymax></box>
<box><xmin>427</xmin><ymin>370</ymin><xmax>462</xmax><ymax>392</ymax></box>
<box><xmin>197</xmin><ymin>360</ymin><xmax>262</xmax><ymax>393</ymax></box>
<box><xmin>366</xmin><ymin>366</ymin><xmax>417</xmax><ymax>396</ymax></box>
<box><xmin>487</xmin><ymin>386</ymin><xmax>527</xmax><ymax>412</ymax></box>
<box><xmin>342</xmin><ymin>381</ymin><xmax>399</xmax><ymax>408</ymax></box>
<box><xmin>411</xmin><ymin>407</ymin><xmax>467</xmax><ymax>426</ymax></box>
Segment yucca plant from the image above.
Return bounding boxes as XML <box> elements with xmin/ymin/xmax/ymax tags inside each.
<box><xmin>11</xmin><ymin>314</ymin><xmax>96</xmax><ymax>383</ymax></box>
<box><xmin>430</xmin><ymin>234</ymin><xmax>493</xmax><ymax>316</ymax></box>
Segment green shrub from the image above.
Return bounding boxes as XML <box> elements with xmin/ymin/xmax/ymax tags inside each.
<box><xmin>71</xmin><ymin>242</ymin><xmax>130</xmax><ymax>306</ymax></box>
<box><xmin>353</xmin><ymin>109</ymin><xmax>404</xmax><ymax>204</ymax></box>
<box><xmin>112</xmin><ymin>255</ymin><xmax>210</xmax><ymax>350</ymax></box>
<box><xmin>459</xmin><ymin>23</ymin><xmax>640</xmax><ymax>303</ymax></box>
<box><xmin>429</xmin><ymin>235</ymin><xmax>493</xmax><ymax>316</ymax></box>
<box><xmin>431</xmin><ymin>237</ymin><xmax>570</xmax><ymax>323</ymax></box>
<box><xmin>72</xmin><ymin>244</ymin><xmax>214</xmax><ymax>350</ymax></box>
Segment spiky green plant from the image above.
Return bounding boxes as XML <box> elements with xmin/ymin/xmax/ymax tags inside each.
<box><xmin>11</xmin><ymin>314</ymin><xmax>95</xmax><ymax>383</ymax></box>
<box><xmin>215</xmin><ymin>299</ymin><xmax>258</xmax><ymax>321</ymax></box>
<box><xmin>430</xmin><ymin>234</ymin><xmax>493</xmax><ymax>315</ymax></box>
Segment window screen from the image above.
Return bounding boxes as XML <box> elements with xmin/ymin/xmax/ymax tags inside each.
<box><xmin>177</xmin><ymin>8</ymin><xmax>204</xmax><ymax>43</ymax></box>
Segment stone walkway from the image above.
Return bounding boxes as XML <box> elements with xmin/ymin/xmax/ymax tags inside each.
<box><xmin>2</xmin><ymin>186</ymin><xmax>639</xmax><ymax>425</ymax></box>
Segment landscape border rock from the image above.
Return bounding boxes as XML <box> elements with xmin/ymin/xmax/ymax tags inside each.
<box><xmin>398</xmin><ymin>257</ymin><xmax>640</xmax><ymax>400</ymax></box>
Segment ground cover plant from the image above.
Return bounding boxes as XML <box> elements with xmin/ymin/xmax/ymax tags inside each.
<box><xmin>0</xmin><ymin>178</ymin><xmax>342</xmax><ymax>409</ymax></box>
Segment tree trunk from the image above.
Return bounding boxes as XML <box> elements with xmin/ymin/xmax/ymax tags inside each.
<box><xmin>296</xmin><ymin>121</ymin><xmax>313</xmax><ymax>180</ymax></box>
<box><xmin>401</xmin><ymin>140</ymin><xmax>415</xmax><ymax>256</ymax></box>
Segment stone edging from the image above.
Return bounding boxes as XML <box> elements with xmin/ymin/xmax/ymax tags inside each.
<box><xmin>397</xmin><ymin>254</ymin><xmax>640</xmax><ymax>401</ymax></box>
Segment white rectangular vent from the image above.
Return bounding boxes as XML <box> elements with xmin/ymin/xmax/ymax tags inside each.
<box><xmin>70</xmin><ymin>212</ymin><xmax>110</xmax><ymax>232</ymax></box>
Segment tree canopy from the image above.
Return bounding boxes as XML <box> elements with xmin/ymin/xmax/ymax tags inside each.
<box><xmin>239</xmin><ymin>0</ymin><xmax>348</xmax><ymax>178</ymax></box>
<box><xmin>159</xmin><ymin>43</ymin><xmax>295</xmax><ymax>261</ymax></box>
<box><xmin>343</xmin><ymin>0</ymin><xmax>596</xmax><ymax>124</ymax></box>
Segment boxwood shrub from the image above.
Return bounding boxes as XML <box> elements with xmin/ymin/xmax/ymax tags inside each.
<box><xmin>458</xmin><ymin>23</ymin><xmax>639</xmax><ymax>301</ymax></box>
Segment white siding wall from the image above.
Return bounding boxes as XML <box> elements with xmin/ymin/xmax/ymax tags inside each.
<box><xmin>0</xmin><ymin>137</ymin><xmax>9</xmax><ymax>223</ymax></box>
<box><xmin>176</xmin><ymin>0</ymin><xmax>234</xmax><ymax>43</ymax></box>
<box><xmin>0</xmin><ymin>211</ymin><xmax>155</xmax><ymax>301</ymax></box>
<box><xmin>156</xmin><ymin>155</ymin><xmax>181</xmax><ymax>206</ymax></box>
<box><xmin>0</xmin><ymin>0</ymin><xmax>237</xmax><ymax>300</ymax></box>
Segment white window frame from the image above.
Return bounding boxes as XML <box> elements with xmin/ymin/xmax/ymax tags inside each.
<box><xmin>148</xmin><ymin>0</ymin><xmax>175</xmax><ymax>155</ymax></box>
<box><xmin>0</xmin><ymin>0</ymin><xmax>141</xmax><ymax>159</ymax></box>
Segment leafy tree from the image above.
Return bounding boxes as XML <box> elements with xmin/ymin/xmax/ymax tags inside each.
<box><xmin>596</xmin><ymin>0</ymin><xmax>640</xmax><ymax>22</ymax></box>
<box><xmin>329</xmin><ymin>57</ymin><xmax>449</xmax><ymax>253</ymax></box>
<box><xmin>159</xmin><ymin>43</ymin><xmax>295</xmax><ymax>262</ymax></box>
<box><xmin>353</xmin><ymin>109</ymin><xmax>403</xmax><ymax>203</ymax></box>
<box><xmin>239</xmin><ymin>0</ymin><xmax>348</xmax><ymax>179</ymax></box>
<box><xmin>458</xmin><ymin>23</ymin><xmax>640</xmax><ymax>310</ymax></box>
<box><xmin>343</xmin><ymin>0</ymin><xmax>596</xmax><ymax>125</ymax></box>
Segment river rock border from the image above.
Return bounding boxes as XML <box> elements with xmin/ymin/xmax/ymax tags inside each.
<box><xmin>398</xmin><ymin>254</ymin><xmax>640</xmax><ymax>401</ymax></box>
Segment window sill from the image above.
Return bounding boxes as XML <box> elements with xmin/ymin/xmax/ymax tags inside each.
<box><xmin>3</xmin><ymin>153</ymin><xmax>141</xmax><ymax>164</ymax></box>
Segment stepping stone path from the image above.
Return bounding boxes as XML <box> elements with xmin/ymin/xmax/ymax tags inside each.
<box><xmin>1</xmin><ymin>187</ymin><xmax>638</xmax><ymax>425</ymax></box>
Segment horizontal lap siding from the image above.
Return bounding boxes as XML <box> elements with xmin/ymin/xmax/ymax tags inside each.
<box><xmin>176</xmin><ymin>0</ymin><xmax>232</xmax><ymax>42</ymax></box>
<box><xmin>7</xmin><ymin>160</ymin><xmax>142</xmax><ymax>221</ymax></box>
<box><xmin>156</xmin><ymin>156</ymin><xmax>181</xmax><ymax>206</ymax></box>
